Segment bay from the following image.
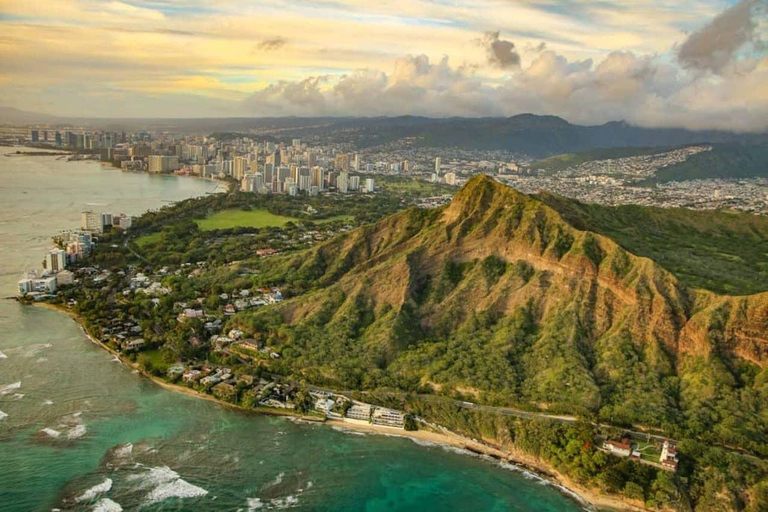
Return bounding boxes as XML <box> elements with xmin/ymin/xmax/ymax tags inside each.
<box><xmin>0</xmin><ymin>147</ymin><xmax>584</xmax><ymax>511</ymax></box>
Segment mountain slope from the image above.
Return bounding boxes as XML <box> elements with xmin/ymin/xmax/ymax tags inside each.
<box><xmin>235</xmin><ymin>175</ymin><xmax>767</xmax><ymax>452</ymax></box>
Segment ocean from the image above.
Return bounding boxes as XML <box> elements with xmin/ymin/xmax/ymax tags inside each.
<box><xmin>0</xmin><ymin>148</ymin><xmax>584</xmax><ymax>511</ymax></box>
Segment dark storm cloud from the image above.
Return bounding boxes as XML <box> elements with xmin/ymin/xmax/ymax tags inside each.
<box><xmin>480</xmin><ymin>31</ymin><xmax>522</xmax><ymax>69</ymax></box>
<box><xmin>677</xmin><ymin>0</ymin><xmax>764</xmax><ymax>73</ymax></box>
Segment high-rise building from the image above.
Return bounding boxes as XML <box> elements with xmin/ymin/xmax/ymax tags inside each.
<box><xmin>435</xmin><ymin>157</ymin><xmax>441</xmax><ymax>174</ymax></box>
<box><xmin>352</xmin><ymin>153</ymin><xmax>360</xmax><ymax>171</ymax></box>
<box><xmin>337</xmin><ymin>172</ymin><xmax>349</xmax><ymax>193</ymax></box>
<box><xmin>444</xmin><ymin>172</ymin><xmax>457</xmax><ymax>186</ymax></box>
<box><xmin>148</xmin><ymin>155</ymin><xmax>179</xmax><ymax>173</ymax></box>
<box><xmin>31</xmin><ymin>130</ymin><xmax>39</xmax><ymax>143</ymax></box>
<box><xmin>81</xmin><ymin>210</ymin><xmax>103</xmax><ymax>232</ymax></box>
<box><xmin>233</xmin><ymin>156</ymin><xmax>249</xmax><ymax>180</ymax></box>
<box><xmin>335</xmin><ymin>153</ymin><xmax>349</xmax><ymax>172</ymax></box>
<box><xmin>311</xmin><ymin>167</ymin><xmax>325</xmax><ymax>190</ymax></box>
<box><xmin>365</xmin><ymin>178</ymin><xmax>375</xmax><ymax>193</ymax></box>
<box><xmin>46</xmin><ymin>249</ymin><xmax>67</xmax><ymax>273</ymax></box>
<box><xmin>55</xmin><ymin>132</ymin><xmax>62</xmax><ymax>147</ymax></box>
<box><xmin>349</xmin><ymin>175</ymin><xmax>360</xmax><ymax>191</ymax></box>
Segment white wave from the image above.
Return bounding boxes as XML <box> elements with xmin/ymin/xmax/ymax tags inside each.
<box><xmin>43</xmin><ymin>399</ymin><xmax>53</xmax><ymax>405</ymax></box>
<box><xmin>270</xmin><ymin>495</ymin><xmax>299</xmax><ymax>509</ymax></box>
<box><xmin>262</xmin><ymin>472</ymin><xmax>285</xmax><ymax>489</ymax></box>
<box><xmin>330</xmin><ymin>426</ymin><xmax>366</xmax><ymax>436</ymax></box>
<box><xmin>127</xmin><ymin>466</ymin><xmax>180</xmax><ymax>488</ymax></box>
<box><xmin>247</xmin><ymin>498</ymin><xmax>264</xmax><ymax>511</ymax></box>
<box><xmin>498</xmin><ymin>462</ymin><xmax>541</xmax><ymax>480</ymax></box>
<box><xmin>306</xmin><ymin>481</ymin><xmax>313</xmax><ymax>490</ymax></box>
<box><xmin>144</xmin><ymin>478</ymin><xmax>208</xmax><ymax>505</ymax></box>
<box><xmin>0</xmin><ymin>410</ymin><xmax>7</xmax><ymax>421</ymax></box>
<box><xmin>0</xmin><ymin>350</ymin><xmax>7</xmax><ymax>359</ymax></box>
<box><xmin>41</xmin><ymin>428</ymin><xmax>61</xmax><ymax>438</ymax></box>
<box><xmin>0</xmin><ymin>381</ymin><xmax>21</xmax><ymax>395</ymax></box>
<box><xmin>76</xmin><ymin>478</ymin><xmax>113</xmax><ymax>502</ymax></box>
<box><xmin>67</xmin><ymin>424</ymin><xmax>87</xmax><ymax>439</ymax></box>
<box><xmin>408</xmin><ymin>438</ymin><xmax>439</xmax><ymax>448</ymax></box>
<box><xmin>36</xmin><ymin>357</ymin><xmax>48</xmax><ymax>363</ymax></box>
<box><xmin>93</xmin><ymin>498</ymin><xmax>122</xmax><ymax>512</ymax></box>
<box><xmin>11</xmin><ymin>393</ymin><xmax>24</xmax><ymax>400</ymax></box>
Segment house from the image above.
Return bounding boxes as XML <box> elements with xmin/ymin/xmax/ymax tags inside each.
<box><xmin>603</xmin><ymin>439</ymin><xmax>632</xmax><ymax>457</ymax></box>
<box><xmin>182</xmin><ymin>369</ymin><xmax>202</xmax><ymax>382</ymax></box>
<box><xmin>224</xmin><ymin>304</ymin><xmax>236</xmax><ymax>315</ymax></box>
<box><xmin>168</xmin><ymin>365</ymin><xmax>186</xmax><ymax>376</ymax></box>
<box><xmin>125</xmin><ymin>338</ymin><xmax>145</xmax><ymax>351</ymax></box>
<box><xmin>660</xmin><ymin>440</ymin><xmax>678</xmax><ymax>470</ymax></box>
<box><xmin>315</xmin><ymin>398</ymin><xmax>335</xmax><ymax>414</ymax></box>
<box><xmin>237</xmin><ymin>340</ymin><xmax>260</xmax><ymax>352</ymax></box>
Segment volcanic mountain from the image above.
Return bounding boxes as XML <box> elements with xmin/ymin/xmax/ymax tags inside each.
<box><xmin>240</xmin><ymin>175</ymin><xmax>767</xmax><ymax>451</ymax></box>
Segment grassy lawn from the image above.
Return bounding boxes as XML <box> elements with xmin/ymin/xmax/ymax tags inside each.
<box><xmin>196</xmin><ymin>209</ymin><xmax>300</xmax><ymax>231</ymax></box>
<box><xmin>135</xmin><ymin>231</ymin><xmax>162</xmax><ymax>248</ymax></box>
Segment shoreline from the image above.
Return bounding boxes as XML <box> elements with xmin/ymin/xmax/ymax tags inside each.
<box><xmin>30</xmin><ymin>301</ymin><xmax>645</xmax><ymax>511</ymax></box>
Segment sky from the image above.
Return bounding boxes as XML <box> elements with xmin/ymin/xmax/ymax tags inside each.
<box><xmin>0</xmin><ymin>0</ymin><xmax>766</xmax><ymax>130</ymax></box>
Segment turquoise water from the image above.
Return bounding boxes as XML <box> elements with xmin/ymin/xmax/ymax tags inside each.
<box><xmin>0</xmin><ymin>149</ymin><xmax>584</xmax><ymax>511</ymax></box>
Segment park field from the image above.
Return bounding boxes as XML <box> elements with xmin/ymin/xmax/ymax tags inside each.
<box><xmin>195</xmin><ymin>209</ymin><xmax>354</xmax><ymax>231</ymax></box>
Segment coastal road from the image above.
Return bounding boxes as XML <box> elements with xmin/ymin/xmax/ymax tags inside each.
<box><xmin>308</xmin><ymin>384</ymin><xmax>674</xmax><ymax>444</ymax></box>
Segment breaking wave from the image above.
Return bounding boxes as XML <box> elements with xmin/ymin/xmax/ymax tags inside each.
<box><xmin>76</xmin><ymin>478</ymin><xmax>113</xmax><ymax>502</ymax></box>
<box><xmin>92</xmin><ymin>498</ymin><xmax>122</xmax><ymax>512</ymax></box>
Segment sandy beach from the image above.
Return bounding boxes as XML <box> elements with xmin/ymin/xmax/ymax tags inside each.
<box><xmin>31</xmin><ymin>300</ymin><xmax>647</xmax><ymax>511</ymax></box>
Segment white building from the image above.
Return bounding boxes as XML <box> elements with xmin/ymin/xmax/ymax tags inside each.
<box><xmin>18</xmin><ymin>275</ymin><xmax>57</xmax><ymax>296</ymax></box>
<box><xmin>46</xmin><ymin>249</ymin><xmax>67</xmax><ymax>272</ymax></box>
<box><xmin>364</xmin><ymin>178</ymin><xmax>375</xmax><ymax>193</ymax></box>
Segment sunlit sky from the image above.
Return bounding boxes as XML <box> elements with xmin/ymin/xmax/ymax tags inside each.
<box><xmin>0</xmin><ymin>0</ymin><xmax>766</xmax><ymax>129</ymax></box>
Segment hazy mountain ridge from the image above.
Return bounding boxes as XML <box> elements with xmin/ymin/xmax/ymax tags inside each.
<box><xmin>3</xmin><ymin>108</ymin><xmax>765</xmax><ymax>158</ymax></box>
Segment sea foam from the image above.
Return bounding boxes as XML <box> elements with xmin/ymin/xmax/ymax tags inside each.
<box><xmin>0</xmin><ymin>410</ymin><xmax>7</xmax><ymax>421</ymax></box>
<box><xmin>247</xmin><ymin>497</ymin><xmax>264</xmax><ymax>510</ymax></box>
<box><xmin>0</xmin><ymin>381</ymin><xmax>21</xmax><ymax>395</ymax></box>
<box><xmin>67</xmin><ymin>424</ymin><xmax>87</xmax><ymax>439</ymax></box>
<box><xmin>0</xmin><ymin>350</ymin><xmax>7</xmax><ymax>359</ymax></box>
<box><xmin>76</xmin><ymin>478</ymin><xmax>113</xmax><ymax>502</ymax></box>
<box><xmin>92</xmin><ymin>498</ymin><xmax>122</xmax><ymax>512</ymax></box>
<box><xmin>41</xmin><ymin>428</ymin><xmax>62</xmax><ymax>438</ymax></box>
<box><xmin>144</xmin><ymin>478</ymin><xmax>208</xmax><ymax>505</ymax></box>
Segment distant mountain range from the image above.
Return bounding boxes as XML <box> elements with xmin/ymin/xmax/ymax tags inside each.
<box><xmin>2</xmin><ymin>107</ymin><xmax>766</xmax><ymax>158</ymax></box>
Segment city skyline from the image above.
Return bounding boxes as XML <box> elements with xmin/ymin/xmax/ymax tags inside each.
<box><xmin>0</xmin><ymin>0</ymin><xmax>766</xmax><ymax>131</ymax></box>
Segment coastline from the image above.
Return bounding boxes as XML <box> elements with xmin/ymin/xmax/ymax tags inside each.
<box><xmin>31</xmin><ymin>301</ymin><xmax>645</xmax><ymax>512</ymax></box>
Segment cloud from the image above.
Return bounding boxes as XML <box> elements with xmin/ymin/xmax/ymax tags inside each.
<box><xmin>479</xmin><ymin>31</ymin><xmax>521</xmax><ymax>69</ymax></box>
<box><xmin>239</xmin><ymin>48</ymin><xmax>768</xmax><ymax>132</ymax></box>
<box><xmin>677</xmin><ymin>0</ymin><xmax>764</xmax><ymax>73</ymax></box>
<box><xmin>257</xmin><ymin>36</ymin><xmax>287</xmax><ymax>51</ymax></box>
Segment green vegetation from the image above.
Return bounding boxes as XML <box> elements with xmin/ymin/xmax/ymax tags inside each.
<box><xmin>196</xmin><ymin>208</ymin><xmax>301</xmax><ymax>230</ymax></box>
<box><xmin>134</xmin><ymin>231</ymin><xmax>162</xmax><ymax>248</ymax></box>
<box><xmin>530</xmin><ymin>146</ymin><xmax>669</xmax><ymax>173</ymax></box>
<box><xmin>536</xmin><ymin>192</ymin><xmax>768</xmax><ymax>294</ymax></box>
<box><xmin>645</xmin><ymin>143</ymin><xmax>768</xmax><ymax>184</ymax></box>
